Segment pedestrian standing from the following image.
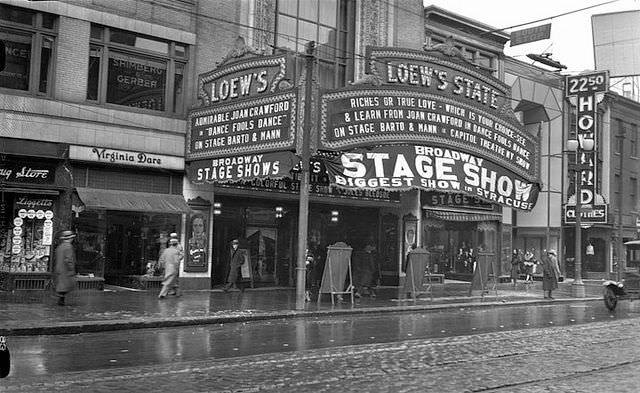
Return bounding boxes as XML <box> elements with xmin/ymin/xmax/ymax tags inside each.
<box><xmin>542</xmin><ymin>249</ymin><xmax>561</xmax><ymax>300</ymax></box>
<box><xmin>523</xmin><ymin>248</ymin><xmax>536</xmax><ymax>282</ymax></box>
<box><xmin>54</xmin><ymin>230</ymin><xmax>77</xmax><ymax>306</ymax></box>
<box><xmin>510</xmin><ymin>249</ymin><xmax>520</xmax><ymax>286</ymax></box>
<box><xmin>223</xmin><ymin>239</ymin><xmax>246</xmax><ymax>291</ymax></box>
<box><xmin>158</xmin><ymin>238</ymin><xmax>181</xmax><ymax>299</ymax></box>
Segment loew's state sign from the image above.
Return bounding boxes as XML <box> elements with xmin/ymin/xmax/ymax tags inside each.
<box><xmin>323</xmin><ymin>145</ymin><xmax>539</xmax><ymax>211</ymax></box>
<box><xmin>319</xmin><ymin>46</ymin><xmax>539</xmax><ymax>183</ymax></box>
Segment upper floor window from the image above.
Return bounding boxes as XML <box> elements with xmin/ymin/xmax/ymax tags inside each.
<box><xmin>616</xmin><ymin>118</ymin><xmax>625</xmax><ymax>154</ymax></box>
<box><xmin>87</xmin><ymin>25</ymin><xmax>187</xmax><ymax>114</ymax></box>
<box><xmin>0</xmin><ymin>4</ymin><xmax>56</xmax><ymax>95</ymax></box>
<box><xmin>276</xmin><ymin>0</ymin><xmax>355</xmax><ymax>88</ymax></box>
<box><xmin>630</xmin><ymin>177</ymin><xmax>638</xmax><ymax>210</ymax></box>
<box><xmin>631</xmin><ymin>123</ymin><xmax>638</xmax><ymax>157</ymax></box>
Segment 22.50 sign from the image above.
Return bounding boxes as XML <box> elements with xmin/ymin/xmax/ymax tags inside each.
<box><xmin>565</xmin><ymin>71</ymin><xmax>609</xmax><ymax>96</ymax></box>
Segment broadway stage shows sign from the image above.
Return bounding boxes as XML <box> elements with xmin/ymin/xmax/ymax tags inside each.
<box><xmin>324</xmin><ymin>145</ymin><xmax>539</xmax><ymax>211</ymax></box>
<box><xmin>187</xmin><ymin>151</ymin><xmax>298</xmax><ymax>183</ymax></box>
<box><xmin>319</xmin><ymin>46</ymin><xmax>539</xmax><ymax>184</ymax></box>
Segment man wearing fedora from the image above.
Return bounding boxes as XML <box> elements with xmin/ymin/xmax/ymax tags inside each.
<box><xmin>54</xmin><ymin>230</ymin><xmax>77</xmax><ymax>306</ymax></box>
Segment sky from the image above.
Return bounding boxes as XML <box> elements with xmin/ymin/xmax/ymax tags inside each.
<box><xmin>424</xmin><ymin>0</ymin><xmax>640</xmax><ymax>74</ymax></box>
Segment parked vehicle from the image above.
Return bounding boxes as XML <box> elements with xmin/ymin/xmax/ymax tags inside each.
<box><xmin>603</xmin><ymin>240</ymin><xmax>640</xmax><ymax>310</ymax></box>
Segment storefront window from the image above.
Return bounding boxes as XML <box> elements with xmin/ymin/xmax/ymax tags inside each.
<box><xmin>87</xmin><ymin>24</ymin><xmax>187</xmax><ymax>114</ymax></box>
<box><xmin>0</xmin><ymin>4</ymin><xmax>56</xmax><ymax>95</ymax></box>
<box><xmin>0</xmin><ymin>194</ymin><xmax>55</xmax><ymax>274</ymax></box>
<box><xmin>73</xmin><ymin>211</ymin><xmax>180</xmax><ymax>282</ymax></box>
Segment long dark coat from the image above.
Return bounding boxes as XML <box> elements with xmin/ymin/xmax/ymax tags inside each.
<box><xmin>510</xmin><ymin>252</ymin><xmax>520</xmax><ymax>279</ymax></box>
<box><xmin>542</xmin><ymin>253</ymin><xmax>561</xmax><ymax>291</ymax></box>
<box><xmin>55</xmin><ymin>241</ymin><xmax>76</xmax><ymax>293</ymax></box>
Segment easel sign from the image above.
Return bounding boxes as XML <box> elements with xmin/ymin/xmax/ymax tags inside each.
<box><xmin>318</xmin><ymin>242</ymin><xmax>354</xmax><ymax>304</ymax></box>
<box><xmin>469</xmin><ymin>251</ymin><xmax>498</xmax><ymax>298</ymax></box>
<box><xmin>402</xmin><ymin>247</ymin><xmax>433</xmax><ymax>301</ymax></box>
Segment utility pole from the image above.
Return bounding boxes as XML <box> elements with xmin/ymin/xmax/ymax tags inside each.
<box><xmin>295</xmin><ymin>41</ymin><xmax>315</xmax><ymax>310</ymax></box>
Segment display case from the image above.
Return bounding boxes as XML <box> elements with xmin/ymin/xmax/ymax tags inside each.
<box><xmin>0</xmin><ymin>195</ymin><xmax>54</xmax><ymax>274</ymax></box>
<box><xmin>0</xmin><ymin>194</ymin><xmax>56</xmax><ymax>291</ymax></box>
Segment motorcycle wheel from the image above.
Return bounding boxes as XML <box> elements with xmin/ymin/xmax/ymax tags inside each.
<box><xmin>604</xmin><ymin>287</ymin><xmax>618</xmax><ymax>311</ymax></box>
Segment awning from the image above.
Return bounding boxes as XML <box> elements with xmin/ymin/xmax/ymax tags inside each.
<box><xmin>75</xmin><ymin>187</ymin><xmax>192</xmax><ymax>214</ymax></box>
<box><xmin>425</xmin><ymin>209</ymin><xmax>501</xmax><ymax>222</ymax></box>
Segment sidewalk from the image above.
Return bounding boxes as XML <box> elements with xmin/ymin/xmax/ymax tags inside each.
<box><xmin>0</xmin><ymin>280</ymin><xmax>603</xmax><ymax>336</ymax></box>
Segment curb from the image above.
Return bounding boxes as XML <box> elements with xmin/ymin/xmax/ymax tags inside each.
<box><xmin>1</xmin><ymin>296</ymin><xmax>602</xmax><ymax>336</ymax></box>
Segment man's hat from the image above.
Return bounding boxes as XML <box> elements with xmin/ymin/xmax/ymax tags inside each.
<box><xmin>548</xmin><ymin>249</ymin><xmax>557</xmax><ymax>256</ymax></box>
<box><xmin>59</xmin><ymin>230</ymin><xmax>76</xmax><ymax>240</ymax></box>
<box><xmin>170</xmin><ymin>232</ymin><xmax>179</xmax><ymax>239</ymax></box>
<box><xmin>232</xmin><ymin>239</ymin><xmax>239</xmax><ymax>244</ymax></box>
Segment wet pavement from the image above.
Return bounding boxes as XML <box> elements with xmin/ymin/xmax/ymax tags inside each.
<box><xmin>0</xmin><ymin>279</ymin><xmax>604</xmax><ymax>336</ymax></box>
<box><xmin>2</xmin><ymin>310</ymin><xmax>640</xmax><ymax>392</ymax></box>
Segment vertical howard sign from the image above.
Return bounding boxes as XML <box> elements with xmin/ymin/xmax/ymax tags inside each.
<box><xmin>563</xmin><ymin>71</ymin><xmax>609</xmax><ymax>224</ymax></box>
<box><xmin>319</xmin><ymin>45</ymin><xmax>540</xmax><ymax>211</ymax></box>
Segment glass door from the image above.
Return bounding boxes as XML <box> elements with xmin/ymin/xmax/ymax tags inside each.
<box><xmin>246</xmin><ymin>226</ymin><xmax>277</xmax><ymax>285</ymax></box>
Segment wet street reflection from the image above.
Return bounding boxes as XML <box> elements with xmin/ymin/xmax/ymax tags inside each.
<box><xmin>8</xmin><ymin>300</ymin><xmax>640</xmax><ymax>378</ymax></box>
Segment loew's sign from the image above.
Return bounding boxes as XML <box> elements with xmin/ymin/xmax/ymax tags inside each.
<box><xmin>186</xmin><ymin>51</ymin><xmax>297</xmax><ymax>161</ymax></box>
<box><xmin>187</xmin><ymin>91</ymin><xmax>296</xmax><ymax>160</ymax></box>
<box><xmin>319</xmin><ymin>46</ymin><xmax>538</xmax><ymax>182</ymax></box>
<box><xmin>323</xmin><ymin>145</ymin><xmax>539</xmax><ymax>211</ymax></box>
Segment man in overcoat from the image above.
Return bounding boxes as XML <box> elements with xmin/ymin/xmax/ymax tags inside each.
<box><xmin>158</xmin><ymin>238</ymin><xmax>181</xmax><ymax>298</ymax></box>
<box><xmin>223</xmin><ymin>239</ymin><xmax>246</xmax><ymax>291</ymax></box>
<box><xmin>55</xmin><ymin>230</ymin><xmax>77</xmax><ymax>306</ymax></box>
<box><xmin>542</xmin><ymin>249</ymin><xmax>562</xmax><ymax>299</ymax></box>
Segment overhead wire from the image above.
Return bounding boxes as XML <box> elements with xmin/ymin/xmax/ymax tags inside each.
<box><xmin>25</xmin><ymin>0</ymin><xmax>629</xmax><ymax>135</ymax></box>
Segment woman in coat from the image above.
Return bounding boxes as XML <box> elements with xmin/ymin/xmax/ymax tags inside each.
<box><xmin>542</xmin><ymin>249</ymin><xmax>562</xmax><ymax>299</ymax></box>
<box><xmin>510</xmin><ymin>249</ymin><xmax>521</xmax><ymax>286</ymax></box>
<box><xmin>55</xmin><ymin>230</ymin><xmax>77</xmax><ymax>306</ymax></box>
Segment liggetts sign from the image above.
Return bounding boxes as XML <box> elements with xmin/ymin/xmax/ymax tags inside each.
<box><xmin>319</xmin><ymin>46</ymin><xmax>539</xmax><ymax>184</ymax></box>
<box><xmin>324</xmin><ymin>145</ymin><xmax>539</xmax><ymax>211</ymax></box>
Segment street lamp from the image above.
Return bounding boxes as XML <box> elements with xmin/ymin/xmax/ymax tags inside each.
<box><xmin>566</xmin><ymin>137</ymin><xmax>595</xmax><ymax>298</ymax></box>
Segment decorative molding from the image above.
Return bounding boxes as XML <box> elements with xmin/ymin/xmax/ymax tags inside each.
<box><xmin>217</xmin><ymin>36</ymin><xmax>265</xmax><ymax>68</ymax></box>
<box><xmin>254</xmin><ymin>0</ymin><xmax>276</xmax><ymax>54</ymax></box>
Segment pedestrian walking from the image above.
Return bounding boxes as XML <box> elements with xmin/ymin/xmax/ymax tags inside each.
<box><xmin>158</xmin><ymin>237</ymin><xmax>181</xmax><ymax>299</ymax></box>
<box><xmin>223</xmin><ymin>239</ymin><xmax>246</xmax><ymax>291</ymax></box>
<box><xmin>542</xmin><ymin>249</ymin><xmax>561</xmax><ymax>300</ymax></box>
<box><xmin>510</xmin><ymin>249</ymin><xmax>521</xmax><ymax>286</ymax></box>
<box><xmin>54</xmin><ymin>230</ymin><xmax>77</xmax><ymax>306</ymax></box>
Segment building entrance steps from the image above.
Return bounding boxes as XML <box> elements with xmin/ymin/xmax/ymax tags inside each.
<box><xmin>0</xmin><ymin>280</ymin><xmax>602</xmax><ymax>336</ymax></box>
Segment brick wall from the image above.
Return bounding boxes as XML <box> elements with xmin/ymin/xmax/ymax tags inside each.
<box><xmin>394</xmin><ymin>0</ymin><xmax>425</xmax><ymax>50</ymax></box>
<box><xmin>63</xmin><ymin>0</ymin><xmax>196</xmax><ymax>32</ymax></box>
